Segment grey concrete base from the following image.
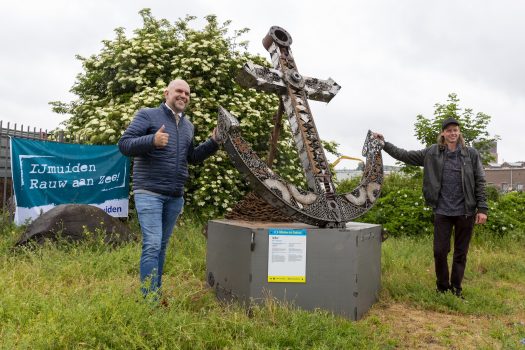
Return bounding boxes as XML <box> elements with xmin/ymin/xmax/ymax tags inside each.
<box><xmin>206</xmin><ymin>219</ymin><xmax>382</xmax><ymax>320</ymax></box>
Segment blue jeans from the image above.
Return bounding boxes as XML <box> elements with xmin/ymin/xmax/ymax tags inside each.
<box><xmin>134</xmin><ymin>192</ymin><xmax>184</xmax><ymax>296</ymax></box>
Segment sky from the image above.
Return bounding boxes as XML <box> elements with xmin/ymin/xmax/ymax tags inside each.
<box><xmin>1</xmin><ymin>0</ymin><xmax>524</xmax><ymax>166</ymax></box>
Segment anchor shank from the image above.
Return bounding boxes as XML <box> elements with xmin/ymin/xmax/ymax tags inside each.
<box><xmin>259</xmin><ymin>27</ymin><xmax>343</xmax><ymax>220</ymax></box>
<box><xmin>283</xmin><ymin>88</ymin><xmax>335</xmax><ymax>194</ymax></box>
<box><xmin>266</xmin><ymin>100</ymin><xmax>285</xmax><ymax>168</ymax></box>
<box><xmin>273</xmin><ymin>50</ymin><xmax>334</xmax><ymax>187</ymax></box>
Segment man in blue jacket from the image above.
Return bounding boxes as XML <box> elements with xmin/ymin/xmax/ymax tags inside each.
<box><xmin>118</xmin><ymin>79</ymin><xmax>219</xmax><ymax>297</ymax></box>
<box><xmin>374</xmin><ymin>118</ymin><xmax>488</xmax><ymax>298</ymax></box>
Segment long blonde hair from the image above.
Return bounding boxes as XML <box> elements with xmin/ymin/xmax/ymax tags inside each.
<box><xmin>437</xmin><ymin>132</ymin><xmax>466</xmax><ymax>148</ymax></box>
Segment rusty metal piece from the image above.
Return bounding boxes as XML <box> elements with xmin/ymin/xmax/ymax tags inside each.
<box><xmin>262</xmin><ymin>26</ymin><xmax>293</xmax><ymax>50</ymax></box>
<box><xmin>236</xmin><ymin>63</ymin><xmax>340</xmax><ymax>103</ymax></box>
<box><xmin>219</xmin><ymin>26</ymin><xmax>384</xmax><ymax>228</ymax></box>
<box><xmin>218</xmin><ymin>107</ymin><xmax>383</xmax><ymax>228</ymax></box>
<box><xmin>225</xmin><ymin>192</ymin><xmax>293</xmax><ymax>222</ymax></box>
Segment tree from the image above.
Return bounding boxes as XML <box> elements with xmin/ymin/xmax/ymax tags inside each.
<box><xmin>50</xmin><ymin>9</ymin><xmax>312</xmax><ymax>218</ymax></box>
<box><xmin>414</xmin><ymin>93</ymin><xmax>498</xmax><ymax>164</ymax></box>
<box><xmin>398</xmin><ymin>93</ymin><xmax>498</xmax><ymax>175</ymax></box>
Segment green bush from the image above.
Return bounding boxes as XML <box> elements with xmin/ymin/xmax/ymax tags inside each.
<box><xmin>485</xmin><ymin>184</ymin><xmax>500</xmax><ymax>202</ymax></box>
<box><xmin>337</xmin><ymin>172</ymin><xmax>420</xmax><ymax>199</ymax></box>
<box><xmin>359</xmin><ymin>188</ymin><xmax>433</xmax><ymax>237</ymax></box>
<box><xmin>477</xmin><ymin>191</ymin><xmax>525</xmax><ymax>238</ymax></box>
<box><xmin>337</xmin><ymin>172</ymin><xmax>432</xmax><ymax>237</ymax></box>
<box><xmin>338</xmin><ymin>173</ymin><xmax>525</xmax><ymax>239</ymax></box>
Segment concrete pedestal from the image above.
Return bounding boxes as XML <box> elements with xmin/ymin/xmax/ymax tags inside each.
<box><xmin>205</xmin><ymin>219</ymin><xmax>382</xmax><ymax>320</ymax></box>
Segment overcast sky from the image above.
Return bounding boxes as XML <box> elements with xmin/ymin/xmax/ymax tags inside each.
<box><xmin>1</xmin><ymin>0</ymin><xmax>524</xmax><ymax>165</ymax></box>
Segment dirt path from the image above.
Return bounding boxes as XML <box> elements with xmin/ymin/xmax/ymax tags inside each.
<box><xmin>368</xmin><ymin>302</ymin><xmax>523</xmax><ymax>349</ymax></box>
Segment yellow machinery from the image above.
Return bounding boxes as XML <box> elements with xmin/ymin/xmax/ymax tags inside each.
<box><xmin>331</xmin><ymin>155</ymin><xmax>363</xmax><ymax>168</ymax></box>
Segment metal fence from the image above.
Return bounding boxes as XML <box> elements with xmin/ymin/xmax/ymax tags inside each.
<box><xmin>0</xmin><ymin>120</ymin><xmax>82</xmax><ymax>211</ymax></box>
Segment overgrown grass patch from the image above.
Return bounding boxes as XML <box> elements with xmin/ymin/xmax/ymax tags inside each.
<box><xmin>381</xmin><ymin>234</ymin><xmax>524</xmax><ymax>316</ymax></box>
<box><xmin>1</xmin><ymin>213</ymin><xmax>524</xmax><ymax>349</ymax></box>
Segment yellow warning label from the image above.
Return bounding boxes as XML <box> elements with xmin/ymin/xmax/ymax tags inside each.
<box><xmin>268</xmin><ymin>276</ymin><xmax>306</xmax><ymax>283</ymax></box>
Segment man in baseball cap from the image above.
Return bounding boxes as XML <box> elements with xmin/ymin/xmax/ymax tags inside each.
<box><xmin>373</xmin><ymin>117</ymin><xmax>488</xmax><ymax>298</ymax></box>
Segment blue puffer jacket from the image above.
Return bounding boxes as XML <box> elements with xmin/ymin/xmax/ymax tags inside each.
<box><xmin>118</xmin><ymin>103</ymin><xmax>218</xmax><ymax>197</ymax></box>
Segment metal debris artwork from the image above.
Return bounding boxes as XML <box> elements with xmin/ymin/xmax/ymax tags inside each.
<box><xmin>216</xmin><ymin>26</ymin><xmax>384</xmax><ymax>228</ymax></box>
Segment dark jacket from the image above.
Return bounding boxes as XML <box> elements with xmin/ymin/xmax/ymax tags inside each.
<box><xmin>383</xmin><ymin>142</ymin><xmax>488</xmax><ymax>215</ymax></box>
<box><xmin>118</xmin><ymin>103</ymin><xmax>218</xmax><ymax>197</ymax></box>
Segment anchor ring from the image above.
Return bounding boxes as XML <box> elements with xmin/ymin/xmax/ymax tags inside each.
<box><xmin>263</xmin><ymin>26</ymin><xmax>293</xmax><ymax>49</ymax></box>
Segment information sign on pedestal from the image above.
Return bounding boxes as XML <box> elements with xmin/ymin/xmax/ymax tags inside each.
<box><xmin>267</xmin><ymin>228</ymin><xmax>307</xmax><ymax>283</ymax></box>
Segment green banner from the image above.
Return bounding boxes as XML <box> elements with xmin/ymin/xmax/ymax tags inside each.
<box><xmin>11</xmin><ymin>137</ymin><xmax>130</xmax><ymax>224</ymax></box>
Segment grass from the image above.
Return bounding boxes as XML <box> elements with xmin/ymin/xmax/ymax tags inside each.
<box><xmin>1</xmin><ymin>213</ymin><xmax>524</xmax><ymax>349</ymax></box>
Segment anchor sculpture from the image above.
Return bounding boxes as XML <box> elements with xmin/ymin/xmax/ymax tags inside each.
<box><xmin>215</xmin><ymin>26</ymin><xmax>384</xmax><ymax>228</ymax></box>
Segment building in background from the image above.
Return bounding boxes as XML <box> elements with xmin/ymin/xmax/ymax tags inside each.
<box><xmin>485</xmin><ymin>161</ymin><xmax>525</xmax><ymax>192</ymax></box>
<box><xmin>480</xmin><ymin>140</ymin><xmax>524</xmax><ymax>192</ymax></box>
<box><xmin>334</xmin><ymin>165</ymin><xmax>401</xmax><ymax>182</ymax></box>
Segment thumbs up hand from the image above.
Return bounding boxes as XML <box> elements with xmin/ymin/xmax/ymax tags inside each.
<box><xmin>154</xmin><ymin>125</ymin><xmax>169</xmax><ymax>148</ymax></box>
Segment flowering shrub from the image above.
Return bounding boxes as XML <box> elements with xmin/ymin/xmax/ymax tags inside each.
<box><xmin>51</xmin><ymin>10</ymin><xmax>314</xmax><ymax>218</ymax></box>
<box><xmin>477</xmin><ymin>191</ymin><xmax>525</xmax><ymax>238</ymax></box>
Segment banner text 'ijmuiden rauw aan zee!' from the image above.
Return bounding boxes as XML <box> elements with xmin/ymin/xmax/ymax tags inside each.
<box><xmin>11</xmin><ymin>137</ymin><xmax>130</xmax><ymax>224</ymax></box>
